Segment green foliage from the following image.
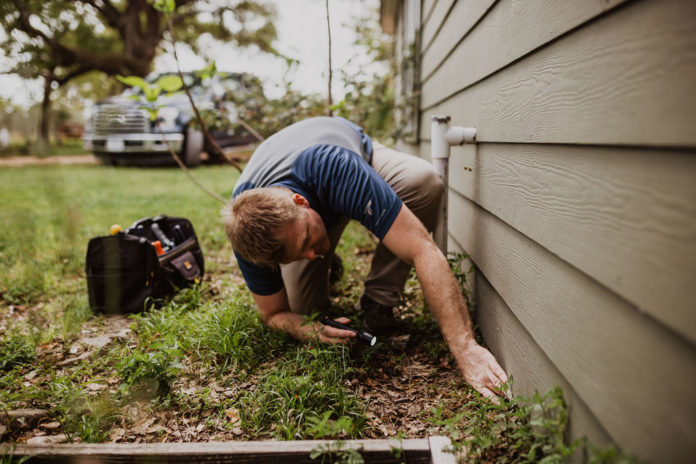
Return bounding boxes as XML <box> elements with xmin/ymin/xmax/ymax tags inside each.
<box><xmin>0</xmin><ymin>445</ymin><xmax>31</xmax><ymax>464</ymax></box>
<box><xmin>330</xmin><ymin>7</ymin><xmax>397</xmax><ymax>142</ymax></box>
<box><xmin>0</xmin><ymin>164</ymin><xmax>238</xmax><ymax>306</ymax></box>
<box><xmin>310</xmin><ymin>440</ymin><xmax>366</xmax><ymax>464</ymax></box>
<box><xmin>427</xmin><ymin>385</ymin><xmax>581</xmax><ymax>463</ymax></box>
<box><xmin>308</xmin><ymin>412</ymin><xmax>357</xmax><ymax>439</ymax></box>
<box><xmin>128</xmin><ymin>286</ymin><xmax>285</xmax><ymax>373</ymax></box>
<box><xmin>223</xmin><ymin>74</ymin><xmax>326</xmax><ymax>138</ymax></box>
<box><xmin>116</xmin><ymin>338</ymin><xmax>184</xmax><ymax>399</ymax></box>
<box><xmin>1</xmin><ymin>0</ymin><xmax>279</xmax><ymax>143</ymax></box>
<box><xmin>195</xmin><ymin>61</ymin><xmax>219</xmax><ymax>81</ymax></box>
<box><xmin>117</xmin><ymin>74</ymin><xmax>183</xmax><ymax>121</ymax></box>
<box><xmin>116</xmin><ymin>76</ymin><xmax>149</xmax><ymax>91</ymax></box>
<box><xmin>153</xmin><ymin>0</ymin><xmax>176</xmax><ymax>14</ymax></box>
<box><xmin>52</xmin><ymin>380</ymin><xmax>119</xmax><ymax>443</ymax></box>
<box><xmin>447</xmin><ymin>251</ymin><xmax>476</xmax><ymax>315</ymax></box>
<box><xmin>195</xmin><ymin>6</ymin><xmax>397</xmax><ymax>142</ymax></box>
<box><xmin>0</xmin><ymin>334</ymin><xmax>35</xmax><ymax>371</ymax></box>
<box><xmin>588</xmin><ymin>445</ymin><xmax>642</xmax><ymax>464</ymax></box>
<box><xmin>238</xmin><ymin>345</ymin><xmax>367</xmax><ymax>439</ymax></box>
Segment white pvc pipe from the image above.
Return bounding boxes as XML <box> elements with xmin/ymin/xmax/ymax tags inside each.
<box><xmin>431</xmin><ymin>115</ymin><xmax>477</xmax><ymax>254</ymax></box>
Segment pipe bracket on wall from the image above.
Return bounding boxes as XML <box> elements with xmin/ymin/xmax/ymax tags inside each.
<box><xmin>431</xmin><ymin>115</ymin><xmax>477</xmax><ymax>253</ymax></box>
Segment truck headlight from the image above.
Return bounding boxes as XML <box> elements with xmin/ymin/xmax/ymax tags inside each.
<box><xmin>157</xmin><ymin>106</ymin><xmax>181</xmax><ymax>131</ymax></box>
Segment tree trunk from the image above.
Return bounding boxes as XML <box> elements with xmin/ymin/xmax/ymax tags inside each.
<box><xmin>39</xmin><ymin>70</ymin><xmax>54</xmax><ymax>147</ymax></box>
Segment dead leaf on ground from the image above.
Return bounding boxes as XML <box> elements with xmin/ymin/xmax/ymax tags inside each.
<box><xmin>26</xmin><ymin>434</ymin><xmax>67</xmax><ymax>444</ymax></box>
<box><xmin>57</xmin><ymin>351</ymin><xmax>91</xmax><ymax>366</ymax></box>
<box><xmin>39</xmin><ymin>421</ymin><xmax>61</xmax><ymax>430</ymax></box>
<box><xmin>225</xmin><ymin>408</ymin><xmax>240</xmax><ymax>424</ymax></box>
<box><xmin>81</xmin><ymin>335</ymin><xmax>112</xmax><ymax>348</ymax></box>
<box><xmin>85</xmin><ymin>383</ymin><xmax>106</xmax><ymax>392</ymax></box>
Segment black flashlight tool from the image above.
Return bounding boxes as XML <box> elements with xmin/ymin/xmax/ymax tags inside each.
<box><xmin>321</xmin><ymin>317</ymin><xmax>377</xmax><ymax>346</ymax></box>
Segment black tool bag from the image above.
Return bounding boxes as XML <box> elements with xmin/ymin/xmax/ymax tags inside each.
<box><xmin>85</xmin><ymin>215</ymin><xmax>205</xmax><ymax>314</ymax></box>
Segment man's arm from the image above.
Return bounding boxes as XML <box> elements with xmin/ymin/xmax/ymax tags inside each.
<box><xmin>252</xmin><ymin>289</ymin><xmax>356</xmax><ymax>344</ymax></box>
<box><xmin>382</xmin><ymin>204</ymin><xmax>508</xmax><ymax>398</ymax></box>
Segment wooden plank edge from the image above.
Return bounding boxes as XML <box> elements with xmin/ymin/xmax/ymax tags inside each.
<box><xmin>0</xmin><ymin>438</ymin><xmax>433</xmax><ymax>460</ymax></box>
<box><xmin>429</xmin><ymin>436</ymin><xmax>458</xmax><ymax>464</ymax></box>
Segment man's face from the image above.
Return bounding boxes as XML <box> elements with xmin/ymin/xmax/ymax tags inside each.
<box><xmin>280</xmin><ymin>196</ymin><xmax>330</xmax><ymax>263</ymax></box>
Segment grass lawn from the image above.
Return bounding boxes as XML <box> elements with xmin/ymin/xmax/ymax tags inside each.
<box><xmin>0</xmin><ymin>164</ymin><xmax>623</xmax><ymax>462</ymax></box>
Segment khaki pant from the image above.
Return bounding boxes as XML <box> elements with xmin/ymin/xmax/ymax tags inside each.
<box><xmin>281</xmin><ymin>142</ymin><xmax>444</xmax><ymax>313</ymax></box>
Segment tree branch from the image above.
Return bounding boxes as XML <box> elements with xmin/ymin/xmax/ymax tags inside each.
<box><xmin>11</xmin><ymin>0</ymin><xmax>149</xmax><ymax>76</ymax></box>
<box><xmin>54</xmin><ymin>66</ymin><xmax>91</xmax><ymax>85</ymax></box>
<box><xmin>79</xmin><ymin>0</ymin><xmax>122</xmax><ymax>31</ymax></box>
<box><xmin>167</xmin><ymin>16</ymin><xmax>243</xmax><ymax>172</ymax></box>
<box><xmin>11</xmin><ymin>0</ymin><xmax>52</xmax><ymax>44</ymax></box>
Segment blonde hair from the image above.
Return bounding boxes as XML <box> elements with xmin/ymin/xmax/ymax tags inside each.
<box><xmin>222</xmin><ymin>187</ymin><xmax>301</xmax><ymax>267</ymax></box>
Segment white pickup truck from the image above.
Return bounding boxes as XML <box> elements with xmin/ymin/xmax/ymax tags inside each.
<box><xmin>83</xmin><ymin>72</ymin><xmax>257</xmax><ymax>166</ymax></box>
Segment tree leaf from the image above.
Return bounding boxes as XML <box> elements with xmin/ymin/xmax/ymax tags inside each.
<box><xmin>144</xmin><ymin>86</ymin><xmax>162</xmax><ymax>102</ymax></box>
<box><xmin>156</xmin><ymin>75</ymin><xmax>183</xmax><ymax>93</ymax></box>
<box><xmin>153</xmin><ymin>0</ymin><xmax>176</xmax><ymax>14</ymax></box>
<box><xmin>116</xmin><ymin>75</ymin><xmax>148</xmax><ymax>90</ymax></box>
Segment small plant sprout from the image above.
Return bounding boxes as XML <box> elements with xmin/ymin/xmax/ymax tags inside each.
<box><xmin>115</xmin><ymin>74</ymin><xmax>183</xmax><ymax>122</ymax></box>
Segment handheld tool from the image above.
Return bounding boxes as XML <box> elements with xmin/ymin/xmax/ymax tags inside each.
<box><xmin>321</xmin><ymin>317</ymin><xmax>377</xmax><ymax>346</ymax></box>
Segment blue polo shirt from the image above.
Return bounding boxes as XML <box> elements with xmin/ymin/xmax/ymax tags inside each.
<box><xmin>232</xmin><ymin>117</ymin><xmax>402</xmax><ymax>295</ymax></box>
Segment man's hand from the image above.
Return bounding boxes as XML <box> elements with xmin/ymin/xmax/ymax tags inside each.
<box><xmin>251</xmin><ymin>289</ymin><xmax>356</xmax><ymax>344</ymax></box>
<box><xmin>458</xmin><ymin>342</ymin><xmax>509</xmax><ymax>399</ymax></box>
<box><xmin>300</xmin><ymin>316</ymin><xmax>357</xmax><ymax>344</ymax></box>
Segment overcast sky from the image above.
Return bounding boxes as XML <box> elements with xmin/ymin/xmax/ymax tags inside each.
<box><xmin>0</xmin><ymin>0</ymin><xmax>381</xmax><ymax>107</ymax></box>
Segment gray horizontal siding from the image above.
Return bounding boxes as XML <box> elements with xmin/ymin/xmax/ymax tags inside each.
<box><xmin>447</xmin><ymin>192</ymin><xmax>696</xmax><ymax>462</ymax></box>
<box><xmin>466</xmin><ymin>254</ymin><xmax>614</xmax><ymax>455</ymax></box>
<box><xmin>420</xmin><ymin>0</ymin><xmax>455</xmax><ymax>53</ymax></box>
<box><xmin>420</xmin><ymin>0</ymin><xmax>629</xmax><ymax>100</ymax></box>
<box><xmin>419</xmin><ymin>142</ymin><xmax>696</xmax><ymax>345</ymax></box>
<box><xmin>420</xmin><ymin>0</ymin><xmax>696</xmax><ymax>147</ymax></box>
<box><xmin>401</xmin><ymin>0</ymin><xmax>696</xmax><ymax>461</ymax></box>
<box><xmin>421</xmin><ymin>0</ymin><xmax>495</xmax><ymax>82</ymax></box>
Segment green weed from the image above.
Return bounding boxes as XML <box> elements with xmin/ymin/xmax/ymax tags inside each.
<box><xmin>0</xmin><ymin>444</ymin><xmax>31</xmax><ymax>464</ymax></box>
<box><xmin>588</xmin><ymin>445</ymin><xmax>642</xmax><ymax>464</ymax></box>
<box><xmin>310</xmin><ymin>440</ymin><xmax>366</xmax><ymax>464</ymax></box>
<box><xmin>0</xmin><ymin>334</ymin><xmax>35</xmax><ymax>370</ymax></box>
<box><xmin>117</xmin><ymin>338</ymin><xmax>184</xmax><ymax>400</ymax></box>
<box><xmin>426</xmin><ymin>385</ymin><xmax>582</xmax><ymax>463</ymax></box>
<box><xmin>129</xmin><ymin>286</ymin><xmax>288</xmax><ymax>373</ymax></box>
<box><xmin>53</xmin><ymin>382</ymin><xmax>119</xmax><ymax>443</ymax></box>
<box><xmin>238</xmin><ymin>345</ymin><xmax>366</xmax><ymax>439</ymax></box>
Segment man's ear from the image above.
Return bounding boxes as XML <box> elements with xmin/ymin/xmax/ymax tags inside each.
<box><xmin>292</xmin><ymin>193</ymin><xmax>309</xmax><ymax>207</ymax></box>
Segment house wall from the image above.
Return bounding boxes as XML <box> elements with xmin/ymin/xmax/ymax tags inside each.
<box><xmin>388</xmin><ymin>0</ymin><xmax>696</xmax><ymax>461</ymax></box>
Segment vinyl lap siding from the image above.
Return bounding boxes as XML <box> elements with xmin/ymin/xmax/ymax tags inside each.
<box><xmin>406</xmin><ymin>0</ymin><xmax>696</xmax><ymax>462</ymax></box>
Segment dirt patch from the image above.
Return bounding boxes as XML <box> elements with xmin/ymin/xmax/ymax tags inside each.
<box><xmin>0</xmin><ymin>155</ymin><xmax>99</xmax><ymax>167</ymax></box>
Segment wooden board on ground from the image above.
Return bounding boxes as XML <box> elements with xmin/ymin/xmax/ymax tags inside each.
<box><xmin>1</xmin><ymin>437</ymin><xmax>456</xmax><ymax>464</ymax></box>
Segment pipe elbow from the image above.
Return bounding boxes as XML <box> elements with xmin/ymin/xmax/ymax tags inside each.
<box><xmin>446</xmin><ymin>126</ymin><xmax>477</xmax><ymax>145</ymax></box>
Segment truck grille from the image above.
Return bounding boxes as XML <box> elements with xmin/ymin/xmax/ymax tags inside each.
<box><xmin>92</xmin><ymin>104</ymin><xmax>149</xmax><ymax>135</ymax></box>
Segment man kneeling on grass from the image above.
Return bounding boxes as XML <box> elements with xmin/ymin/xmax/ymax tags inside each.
<box><xmin>222</xmin><ymin>117</ymin><xmax>508</xmax><ymax>399</ymax></box>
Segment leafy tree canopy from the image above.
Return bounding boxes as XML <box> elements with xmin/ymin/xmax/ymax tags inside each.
<box><xmin>0</xmin><ymin>0</ymin><xmax>279</xmax><ymax>83</ymax></box>
<box><xmin>0</xmin><ymin>0</ymin><xmax>279</xmax><ymax>142</ymax></box>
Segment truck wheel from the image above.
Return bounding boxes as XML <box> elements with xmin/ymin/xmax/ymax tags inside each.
<box><xmin>183</xmin><ymin>128</ymin><xmax>204</xmax><ymax>166</ymax></box>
